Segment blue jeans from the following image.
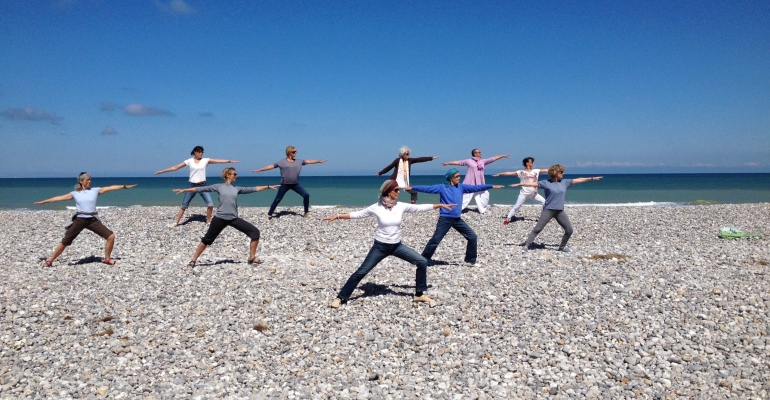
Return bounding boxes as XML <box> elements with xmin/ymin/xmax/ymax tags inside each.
<box><xmin>337</xmin><ymin>241</ymin><xmax>428</xmax><ymax>301</ymax></box>
<box><xmin>268</xmin><ymin>183</ymin><xmax>310</xmax><ymax>215</ymax></box>
<box><xmin>181</xmin><ymin>182</ymin><xmax>214</xmax><ymax>208</ymax></box>
<box><xmin>421</xmin><ymin>216</ymin><xmax>478</xmax><ymax>263</ymax></box>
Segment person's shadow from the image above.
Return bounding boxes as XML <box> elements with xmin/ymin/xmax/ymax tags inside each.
<box><xmin>179</xmin><ymin>214</ymin><xmax>207</xmax><ymax>225</ymax></box>
<box><xmin>269</xmin><ymin>210</ymin><xmax>303</xmax><ymax>219</ymax></box>
<box><xmin>349</xmin><ymin>282</ymin><xmax>433</xmax><ymax>301</ymax></box>
<box><xmin>71</xmin><ymin>255</ymin><xmax>121</xmax><ymax>265</ymax></box>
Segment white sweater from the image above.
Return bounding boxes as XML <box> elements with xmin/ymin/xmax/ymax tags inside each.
<box><xmin>349</xmin><ymin>202</ymin><xmax>434</xmax><ymax>244</ymax></box>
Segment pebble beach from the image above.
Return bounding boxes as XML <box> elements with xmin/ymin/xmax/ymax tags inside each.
<box><xmin>1</xmin><ymin>203</ymin><xmax>769</xmax><ymax>399</ymax></box>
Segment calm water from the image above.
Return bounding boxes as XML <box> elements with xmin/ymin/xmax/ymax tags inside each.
<box><xmin>3</xmin><ymin>174</ymin><xmax>770</xmax><ymax>210</ymax></box>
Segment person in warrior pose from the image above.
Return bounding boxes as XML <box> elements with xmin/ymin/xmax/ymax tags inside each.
<box><xmin>35</xmin><ymin>172</ymin><xmax>137</xmax><ymax>267</ymax></box>
<box><xmin>173</xmin><ymin>168</ymin><xmax>276</xmax><ymax>268</ymax></box>
<box><xmin>493</xmin><ymin>157</ymin><xmax>548</xmax><ymax>224</ymax></box>
<box><xmin>376</xmin><ymin>146</ymin><xmax>439</xmax><ymax>203</ymax></box>
<box><xmin>404</xmin><ymin>168</ymin><xmax>504</xmax><ymax>267</ymax></box>
<box><xmin>510</xmin><ymin>164</ymin><xmax>602</xmax><ymax>253</ymax></box>
<box><xmin>442</xmin><ymin>148</ymin><xmax>509</xmax><ymax>214</ymax></box>
<box><xmin>252</xmin><ymin>146</ymin><xmax>326</xmax><ymax>219</ymax></box>
<box><xmin>324</xmin><ymin>180</ymin><xmax>454</xmax><ymax>308</ymax></box>
<box><xmin>155</xmin><ymin>145</ymin><xmax>239</xmax><ymax>225</ymax></box>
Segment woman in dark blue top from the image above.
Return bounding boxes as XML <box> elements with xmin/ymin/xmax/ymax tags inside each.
<box><xmin>511</xmin><ymin>165</ymin><xmax>602</xmax><ymax>253</ymax></box>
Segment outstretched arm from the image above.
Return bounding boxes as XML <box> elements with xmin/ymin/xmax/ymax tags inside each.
<box><xmin>209</xmin><ymin>159</ymin><xmax>239</xmax><ymax>164</ymax></box>
<box><xmin>99</xmin><ymin>184</ymin><xmax>137</xmax><ymax>195</ymax></box>
<box><xmin>252</xmin><ymin>164</ymin><xmax>277</xmax><ymax>173</ymax></box>
<box><xmin>571</xmin><ymin>176</ymin><xmax>603</xmax><ymax>184</ymax></box>
<box><xmin>155</xmin><ymin>162</ymin><xmax>186</xmax><ymax>175</ymax></box>
<box><xmin>509</xmin><ymin>182</ymin><xmax>539</xmax><ymax>188</ymax></box>
<box><xmin>172</xmin><ymin>187</ymin><xmax>196</xmax><ymax>194</ymax></box>
<box><xmin>492</xmin><ymin>154</ymin><xmax>510</xmax><ymax>162</ymax></box>
<box><xmin>538</xmin><ymin>169</ymin><xmax>549</xmax><ymax>174</ymax></box>
<box><xmin>255</xmin><ymin>185</ymin><xmax>279</xmax><ymax>191</ymax></box>
<box><xmin>324</xmin><ymin>213</ymin><xmax>351</xmax><ymax>222</ymax></box>
<box><xmin>490</xmin><ymin>185</ymin><xmax>504</xmax><ymax>189</ymax></box>
<box><xmin>34</xmin><ymin>193</ymin><xmax>74</xmax><ymax>205</ymax></box>
<box><xmin>493</xmin><ymin>171</ymin><xmax>518</xmax><ymax>177</ymax></box>
<box><xmin>441</xmin><ymin>160</ymin><xmax>460</xmax><ymax>166</ymax></box>
<box><xmin>305</xmin><ymin>159</ymin><xmax>327</xmax><ymax>165</ymax></box>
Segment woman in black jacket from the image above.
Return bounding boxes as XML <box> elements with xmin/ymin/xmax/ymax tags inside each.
<box><xmin>376</xmin><ymin>145</ymin><xmax>439</xmax><ymax>203</ymax></box>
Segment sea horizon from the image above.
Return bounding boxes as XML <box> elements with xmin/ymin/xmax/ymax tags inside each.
<box><xmin>4</xmin><ymin>173</ymin><xmax>770</xmax><ymax>210</ymax></box>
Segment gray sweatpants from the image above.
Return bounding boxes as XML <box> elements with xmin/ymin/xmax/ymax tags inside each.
<box><xmin>524</xmin><ymin>209</ymin><xmax>573</xmax><ymax>250</ymax></box>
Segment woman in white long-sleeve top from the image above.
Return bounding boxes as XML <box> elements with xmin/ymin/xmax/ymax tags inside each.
<box><xmin>324</xmin><ymin>180</ymin><xmax>454</xmax><ymax>309</ymax></box>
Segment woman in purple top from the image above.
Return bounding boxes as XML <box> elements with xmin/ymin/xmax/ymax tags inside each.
<box><xmin>34</xmin><ymin>172</ymin><xmax>137</xmax><ymax>267</ymax></box>
<box><xmin>442</xmin><ymin>149</ymin><xmax>509</xmax><ymax>214</ymax></box>
<box><xmin>252</xmin><ymin>145</ymin><xmax>327</xmax><ymax>219</ymax></box>
<box><xmin>510</xmin><ymin>164</ymin><xmax>602</xmax><ymax>253</ymax></box>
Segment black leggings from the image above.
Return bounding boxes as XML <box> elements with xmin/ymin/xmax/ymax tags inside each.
<box><xmin>201</xmin><ymin>216</ymin><xmax>260</xmax><ymax>245</ymax></box>
<box><xmin>524</xmin><ymin>209</ymin><xmax>573</xmax><ymax>250</ymax></box>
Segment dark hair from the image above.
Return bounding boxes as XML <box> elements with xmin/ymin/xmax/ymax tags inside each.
<box><xmin>522</xmin><ymin>157</ymin><xmax>534</xmax><ymax>167</ymax></box>
<box><xmin>191</xmin><ymin>146</ymin><xmax>204</xmax><ymax>155</ymax></box>
<box><xmin>471</xmin><ymin>148</ymin><xmax>481</xmax><ymax>156</ymax></box>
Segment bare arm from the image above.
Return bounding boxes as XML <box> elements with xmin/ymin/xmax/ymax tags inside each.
<box><xmin>509</xmin><ymin>182</ymin><xmax>539</xmax><ymax>188</ymax></box>
<box><xmin>155</xmin><ymin>162</ymin><xmax>186</xmax><ymax>175</ymax></box>
<box><xmin>252</xmin><ymin>164</ymin><xmax>277</xmax><ymax>173</ymax></box>
<box><xmin>538</xmin><ymin>169</ymin><xmax>549</xmax><ymax>174</ymax></box>
<box><xmin>493</xmin><ymin>171</ymin><xmax>519</xmax><ymax>177</ymax></box>
<box><xmin>441</xmin><ymin>160</ymin><xmax>460</xmax><ymax>166</ymax></box>
<box><xmin>492</xmin><ymin>154</ymin><xmax>510</xmax><ymax>161</ymax></box>
<box><xmin>305</xmin><ymin>159</ymin><xmax>327</xmax><ymax>165</ymax></box>
<box><xmin>256</xmin><ymin>185</ymin><xmax>279</xmax><ymax>191</ymax></box>
<box><xmin>34</xmin><ymin>193</ymin><xmax>74</xmax><ymax>205</ymax></box>
<box><xmin>99</xmin><ymin>184</ymin><xmax>137</xmax><ymax>195</ymax></box>
<box><xmin>172</xmin><ymin>187</ymin><xmax>197</xmax><ymax>194</ymax></box>
<box><xmin>209</xmin><ymin>159</ymin><xmax>239</xmax><ymax>164</ymax></box>
<box><xmin>571</xmin><ymin>176</ymin><xmax>603</xmax><ymax>185</ymax></box>
<box><xmin>490</xmin><ymin>185</ymin><xmax>504</xmax><ymax>189</ymax></box>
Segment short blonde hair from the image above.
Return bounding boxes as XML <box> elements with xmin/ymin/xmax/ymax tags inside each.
<box><xmin>547</xmin><ymin>164</ymin><xmax>565</xmax><ymax>179</ymax></box>
<box><xmin>285</xmin><ymin>146</ymin><xmax>297</xmax><ymax>156</ymax></box>
<box><xmin>221</xmin><ymin>167</ymin><xmax>236</xmax><ymax>179</ymax></box>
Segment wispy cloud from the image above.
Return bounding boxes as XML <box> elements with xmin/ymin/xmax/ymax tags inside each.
<box><xmin>101</xmin><ymin>126</ymin><xmax>117</xmax><ymax>135</ymax></box>
<box><xmin>1</xmin><ymin>107</ymin><xmax>63</xmax><ymax>124</ymax></box>
<box><xmin>123</xmin><ymin>103</ymin><xmax>174</xmax><ymax>116</ymax></box>
<box><xmin>154</xmin><ymin>0</ymin><xmax>195</xmax><ymax>16</ymax></box>
<box><xmin>101</xmin><ymin>102</ymin><xmax>116</xmax><ymax>112</ymax></box>
<box><xmin>199</xmin><ymin>111</ymin><xmax>213</xmax><ymax>117</ymax></box>
<box><xmin>744</xmin><ymin>162</ymin><xmax>760</xmax><ymax>167</ymax></box>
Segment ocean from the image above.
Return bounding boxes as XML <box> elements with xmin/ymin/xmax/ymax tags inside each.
<box><xmin>3</xmin><ymin>174</ymin><xmax>770</xmax><ymax>210</ymax></box>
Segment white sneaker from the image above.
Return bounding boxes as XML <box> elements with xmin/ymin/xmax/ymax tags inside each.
<box><xmin>465</xmin><ymin>261</ymin><xmax>481</xmax><ymax>267</ymax></box>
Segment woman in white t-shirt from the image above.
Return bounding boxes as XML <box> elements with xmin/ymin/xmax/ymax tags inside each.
<box><xmin>493</xmin><ymin>157</ymin><xmax>548</xmax><ymax>224</ymax></box>
<box><xmin>155</xmin><ymin>146</ymin><xmax>238</xmax><ymax>225</ymax></box>
<box><xmin>324</xmin><ymin>180</ymin><xmax>454</xmax><ymax>309</ymax></box>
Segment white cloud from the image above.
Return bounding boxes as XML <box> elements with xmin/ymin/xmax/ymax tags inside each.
<box><xmin>123</xmin><ymin>103</ymin><xmax>174</xmax><ymax>116</ymax></box>
<box><xmin>155</xmin><ymin>0</ymin><xmax>195</xmax><ymax>15</ymax></box>
<box><xmin>744</xmin><ymin>162</ymin><xmax>760</xmax><ymax>166</ymax></box>
<box><xmin>101</xmin><ymin>126</ymin><xmax>117</xmax><ymax>135</ymax></box>
<box><xmin>1</xmin><ymin>107</ymin><xmax>63</xmax><ymax>124</ymax></box>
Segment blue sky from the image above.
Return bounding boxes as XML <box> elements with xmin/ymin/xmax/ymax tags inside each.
<box><xmin>1</xmin><ymin>0</ymin><xmax>768</xmax><ymax>177</ymax></box>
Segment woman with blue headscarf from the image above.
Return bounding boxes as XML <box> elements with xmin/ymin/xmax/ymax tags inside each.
<box><xmin>404</xmin><ymin>168</ymin><xmax>504</xmax><ymax>267</ymax></box>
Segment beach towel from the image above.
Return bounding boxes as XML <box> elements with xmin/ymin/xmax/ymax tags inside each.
<box><xmin>718</xmin><ymin>227</ymin><xmax>764</xmax><ymax>240</ymax></box>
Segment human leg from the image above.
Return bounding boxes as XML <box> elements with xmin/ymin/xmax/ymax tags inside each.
<box><xmin>48</xmin><ymin>219</ymin><xmax>87</xmax><ymax>265</ymax></box>
<box><xmin>267</xmin><ymin>184</ymin><xmax>292</xmax><ymax>216</ymax></box>
<box><xmin>43</xmin><ymin>243</ymin><xmax>68</xmax><ymax>267</ymax></box>
<box><xmin>291</xmin><ymin>184</ymin><xmax>311</xmax><ymax>213</ymax></box>
<box><xmin>407</xmin><ymin>189</ymin><xmax>418</xmax><ymax>203</ymax></box>
<box><xmin>83</xmin><ymin>219</ymin><xmax>115</xmax><ymax>263</ymax></box>
<box><xmin>507</xmin><ymin>193</ymin><xmax>529</xmax><ymax>220</ymax></box>
<box><xmin>420</xmin><ymin>217</ymin><xmax>454</xmax><ymax>260</ymax></box>
<box><xmin>552</xmin><ymin>211</ymin><xmax>574</xmax><ymax>250</ymax></box>
<box><xmin>451</xmin><ymin>219</ymin><xmax>478</xmax><ymax>263</ymax></box>
<box><xmin>523</xmin><ymin>209</ymin><xmax>558</xmax><ymax>249</ymax></box>
<box><xmin>392</xmin><ymin>243</ymin><xmax>428</xmax><ymax>294</ymax></box>
<box><xmin>337</xmin><ymin>241</ymin><xmax>391</xmax><ymax>301</ymax></box>
<box><xmin>228</xmin><ymin>218</ymin><xmax>262</xmax><ymax>260</ymax></box>
<box><xmin>476</xmin><ymin>190</ymin><xmax>490</xmax><ymax>214</ymax></box>
<box><xmin>195</xmin><ymin>216</ymin><xmax>230</xmax><ymax>263</ymax></box>
<box><xmin>177</xmin><ymin>189</ymin><xmax>196</xmax><ymax>224</ymax></box>
<box><xmin>461</xmin><ymin>193</ymin><xmax>473</xmax><ymax>210</ymax></box>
